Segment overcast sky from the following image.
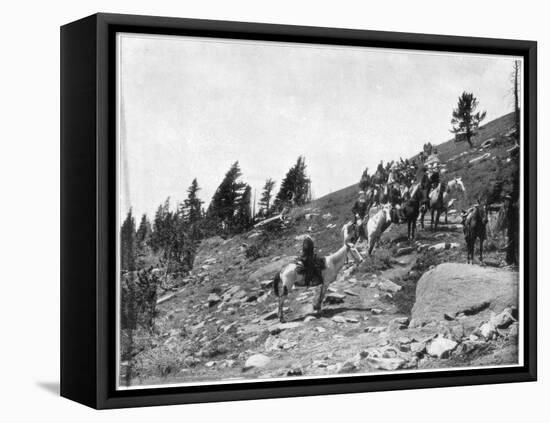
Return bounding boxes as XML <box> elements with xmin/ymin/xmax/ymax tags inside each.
<box><xmin>118</xmin><ymin>33</ymin><xmax>520</xmax><ymax>220</ymax></box>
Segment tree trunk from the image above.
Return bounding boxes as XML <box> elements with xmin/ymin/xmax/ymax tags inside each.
<box><xmin>514</xmin><ymin>60</ymin><xmax>520</xmax><ymax>140</ymax></box>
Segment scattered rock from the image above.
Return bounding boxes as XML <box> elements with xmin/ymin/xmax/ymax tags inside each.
<box><xmin>207</xmin><ymin>293</ymin><xmax>221</xmax><ymax>307</ymax></box>
<box><xmin>426</xmin><ymin>337</ymin><xmax>458</xmax><ymax>358</ymax></box>
<box><xmin>268</xmin><ymin>321</ymin><xmax>303</xmax><ymax>335</ymax></box>
<box><xmin>507</xmin><ymin>322</ymin><xmax>519</xmax><ymax>342</ymax></box>
<box><xmin>287</xmin><ymin>368</ymin><xmax>303</xmax><ymax>376</ymax></box>
<box><xmin>475</xmin><ymin>321</ymin><xmax>498</xmax><ymax>340</ymax></box>
<box><xmin>396</xmin><ymin>246</ymin><xmax>415</xmax><ymax>256</ymax></box>
<box><xmin>316</xmin><ymin>326</ymin><xmax>326</xmax><ymax>333</ymax></box>
<box><xmin>410</xmin><ymin>342</ymin><xmax>426</xmax><ymax>355</ymax></box>
<box><xmin>332</xmin><ymin>316</ymin><xmax>347</xmax><ymax>324</ymax></box>
<box><xmin>325</xmin><ymin>293</ymin><xmax>346</xmax><ymax>304</ymax></box>
<box><xmin>260</xmin><ymin>310</ymin><xmax>278</xmax><ymax>321</ymax></box>
<box><xmin>345</xmin><ymin>316</ymin><xmax>359</xmax><ymax>323</ymax></box>
<box><xmin>244</xmin><ymin>354</ymin><xmax>271</xmax><ymax>370</ymax></box>
<box><xmin>367</xmin><ymin>357</ymin><xmax>406</xmax><ymax>371</ymax></box>
<box><xmin>490</xmin><ymin>308</ymin><xmax>517</xmax><ymax>329</ymax></box>
<box><xmin>377</xmin><ymin>278</ymin><xmax>402</xmax><ymax>293</ymax></box>
<box><xmin>304</xmin><ymin>315</ymin><xmax>317</xmax><ymax>322</ymax></box>
<box><xmin>391</xmin><ymin>317</ymin><xmax>410</xmax><ymax>328</ymax></box>
<box><xmin>338</xmin><ymin>357</ymin><xmax>360</xmax><ymax>373</ymax></box>
<box><xmin>260</xmin><ymin>279</ymin><xmax>273</xmax><ymax>289</ymax></box>
<box><xmin>344</xmin><ymin>289</ymin><xmax>359</xmax><ymax>297</ymax></box>
<box><xmin>364</xmin><ymin>326</ymin><xmax>387</xmax><ymax>334</ymax></box>
<box><xmin>371</xmin><ymin>308</ymin><xmax>384</xmax><ymax>315</ymax></box>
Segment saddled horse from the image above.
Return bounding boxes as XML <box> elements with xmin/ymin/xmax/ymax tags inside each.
<box><xmin>273</xmin><ymin>223</ymin><xmax>363</xmax><ymax>322</ymax></box>
<box><xmin>462</xmin><ymin>204</ymin><xmax>488</xmax><ymax>263</ymax></box>
<box><xmin>420</xmin><ymin>177</ymin><xmax>466</xmax><ymax>230</ymax></box>
<box><xmin>401</xmin><ymin>183</ymin><xmax>423</xmax><ymax>240</ymax></box>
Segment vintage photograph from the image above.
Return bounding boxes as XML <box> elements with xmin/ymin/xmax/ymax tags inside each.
<box><xmin>116</xmin><ymin>33</ymin><xmax>523</xmax><ymax>389</ymax></box>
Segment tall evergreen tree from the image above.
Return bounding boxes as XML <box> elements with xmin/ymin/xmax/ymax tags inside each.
<box><xmin>136</xmin><ymin>213</ymin><xmax>152</xmax><ymax>248</ymax></box>
<box><xmin>274</xmin><ymin>156</ymin><xmax>311</xmax><ymax>209</ymax></box>
<box><xmin>512</xmin><ymin>60</ymin><xmax>520</xmax><ymax>140</ymax></box>
<box><xmin>207</xmin><ymin>161</ymin><xmax>246</xmax><ymax>229</ymax></box>
<box><xmin>235</xmin><ymin>184</ymin><xmax>253</xmax><ymax>230</ymax></box>
<box><xmin>181</xmin><ymin>178</ymin><xmax>203</xmax><ymax>224</ymax></box>
<box><xmin>258</xmin><ymin>178</ymin><xmax>275</xmax><ymax>216</ymax></box>
<box><xmin>120</xmin><ymin>209</ymin><xmax>137</xmax><ymax>272</ymax></box>
<box><xmin>451</xmin><ymin>92</ymin><xmax>487</xmax><ymax>148</ymax></box>
<box><xmin>150</xmin><ymin>197</ymin><xmax>172</xmax><ymax>254</ymax></box>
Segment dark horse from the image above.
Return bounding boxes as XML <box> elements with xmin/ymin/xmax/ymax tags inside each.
<box><xmin>401</xmin><ymin>184</ymin><xmax>424</xmax><ymax>240</ymax></box>
<box><xmin>462</xmin><ymin>204</ymin><xmax>488</xmax><ymax>264</ymax></box>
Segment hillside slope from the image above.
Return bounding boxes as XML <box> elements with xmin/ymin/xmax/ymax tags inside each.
<box><xmin>124</xmin><ymin>112</ymin><xmax>520</xmax><ymax>387</ymax></box>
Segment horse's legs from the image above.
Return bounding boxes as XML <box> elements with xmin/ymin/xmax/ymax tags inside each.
<box><xmin>435</xmin><ymin>209</ymin><xmax>441</xmax><ymax>231</ymax></box>
<box><xmin>314</xmin><ymin>283</ymin><xmax>327</xmax><ymax>313</ymax></box>
<box><xmin>277</xmin><ymin>278</ymin><xmax>287</xmax><ymax>323</ymax></box>
<box><xmin>479</xmin><ymin>237</ymin><xmax>484</xmax><ymax>262</ymax></box>
<box><xmin>445</xmin><ymin>209</ymin><xmax>448</xmax><ymax>225</ymax></box>
<box><xmin>430</xmin><ymin>209</ymin><xmax>435</xmax><ymax>230</ymax></box>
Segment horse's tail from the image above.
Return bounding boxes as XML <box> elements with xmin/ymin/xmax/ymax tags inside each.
<box><xmin>273</xmin><ymin>272</ymin><xmax>281</xmax><ymax>297</ymax></box>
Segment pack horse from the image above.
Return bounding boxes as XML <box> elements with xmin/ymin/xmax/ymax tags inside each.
<box><xmin>273</xmin><ymin>223</ymin><xmax>363</xmax><ymax>322</ymax></box>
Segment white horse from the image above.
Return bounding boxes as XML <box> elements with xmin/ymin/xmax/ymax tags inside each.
<box><xmin>421</xmin><ymin>177</ymin><xmax>466</xmax><ymax>230</ymax></box>
<box><xmin>273</xmin><ymin>223</ymin><xmax>363</xmax><ymax>322</ymax></box>
<box><xmin>365</xmin><ymin>203</ymin><xmax>399</xmax><ymax>255</ymax></box>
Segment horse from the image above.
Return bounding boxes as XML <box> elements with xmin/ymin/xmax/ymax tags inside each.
<box><xmin>462</xmin><ymin>204</ymin><xmax>488</xmax><ymax>263</ymax></box>
<box><xmin>365</xmin><ymin>203</ymin><xmax>399</xmax><ymax>255</ymax></box>
<box><xmin>272</xmin><ymin>223</ymin><xmax>363</xmax><ymax>322</ymax></box>
<box><xmin>379</xmin><ymin>184</ymin><xmax>402</xmax><ymax>206</ymax></box>
<box><xmin>420</xmin><ymin>177</ymin><xmax>466</xmax><ymax>230</ymax></box>
<box><xmin>401</xmin><ymin>183</ymin><xmax>423</xmax><ymax>240</ymax></box>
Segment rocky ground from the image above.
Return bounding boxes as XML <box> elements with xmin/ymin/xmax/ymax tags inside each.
<box><xmin>124</xmin><ymin>211</ymin><xmax>519</xmax><ymax>387</ymax></box>
<box><xmin>122</xmin><ymin>112</ymin><xmax>520</xmax><ymax>387</ymax></box>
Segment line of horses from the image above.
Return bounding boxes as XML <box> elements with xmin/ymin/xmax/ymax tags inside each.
<box><xmin>356</xmin><ymin>177</ymin><xmax>466</xmax><ymax>245</ymax></box>
<box><xmin>270</xmin><ymin>175</ymin><xmax>496</xmax><ymax>323</ymax></box>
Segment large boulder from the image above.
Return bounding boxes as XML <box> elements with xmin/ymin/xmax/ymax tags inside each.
<box><xmin>410</xmin><ymin>263</ymin><xmax>518</xmax><ymax>329</ymax></box>
<box><xmin>247</xmin><ymin>256</ymin><xmax>294</xmax><ymax>283</ymax></box>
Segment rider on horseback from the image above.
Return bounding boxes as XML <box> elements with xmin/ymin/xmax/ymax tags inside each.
<box><xmin>352</xmin><ymin>191</ymin><xmax>369</xmax><ymax>241</ymax></box>
<box><xmin>429</xmin><ymin>163</ymin><xmax>446</xmax><ymax>203</ymax></box>
<box><xmin>296</xmin><ymin>236</ymin><xmax>326</xmax><ymax>287</ymax></box>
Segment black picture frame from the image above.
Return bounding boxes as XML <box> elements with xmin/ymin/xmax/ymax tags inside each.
<box><xmin>60</xmin><ymin>12</ymin><xmax>537</xmax><ymax>409</ymax></box>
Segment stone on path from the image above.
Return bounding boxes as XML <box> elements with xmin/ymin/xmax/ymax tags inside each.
<box><xmin>207</xmin><ymin>293</ymin><xmax>221</xmax><ymax>307</ymax></box>
<box><xmin>367</xmin><ymin>357</ymin><xmax>406</xmax><ymax>371</ymax></box>
<box><xmin>325</xmin><ymin>293</ymin><xmax>346</xmax><ymax>304</ymax></box>
<box><xmin>244</xmin><ymin>354</ymin><xmax>271</xmax><ymax>370</ymax></box>
<box><xmin>396</xmin><ymin>246</ymin><xmax>415</xmax><ymax>256</ymax></box>
<box><xmin>332</xmin><ymin>315</ymin><xmax>347</xmax><ymax>324</ymax></box>
<box><xmin>268</xmin><ymin>321</ymin><xmax>303</xmax><ymax>335</ymax></box>
<box><xmin>426</xmin><ymin>337</ymin><xmax>458</xmax><ymax>358</ymax></box>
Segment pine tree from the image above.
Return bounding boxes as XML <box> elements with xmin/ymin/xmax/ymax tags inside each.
<box><xmin>258</xmin><ymin>178</ymin><xmax>275</xmax><ymax>216</ymax></box>
<box><xmin>120</xmin><ymin>209</ymin><xmax>137</xmax><ymax>272</ymax></box>
<box><xmin>136</xmin><ymin>214</ymin><xmax>152</xmax><ymax>248</ymax></box>
<box><xmin>207</xmin><ymin>161</ymin><xmax>246</xmax><ymax>229</ymax></box>
<box><xmin>181</xmin><ymin>178</ymin><xmax>203</xmax><ymax>224</ymax></box>
<box><xmin>235</xmin><ymin>184</ymin><xmax>252</xmax><ymax>230</ymax></box>
<box><xmin>150</xmin><ymin>197</ymin><xmax>172</xmax><ymax>254</ymax></box>
<box><xmin>451</xmin><ymin>92</ymin><xmax>487</xmax><ymax>148</ymax></box>
<box><xmin>274</xmin><ymin>156</ymin><xmax>311</xmax><ymax>209</ymax></box>
<box><xmin>512</xmin><ymin>60</ymin><xmax>520</xmax><ymax>140</ymax></box>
